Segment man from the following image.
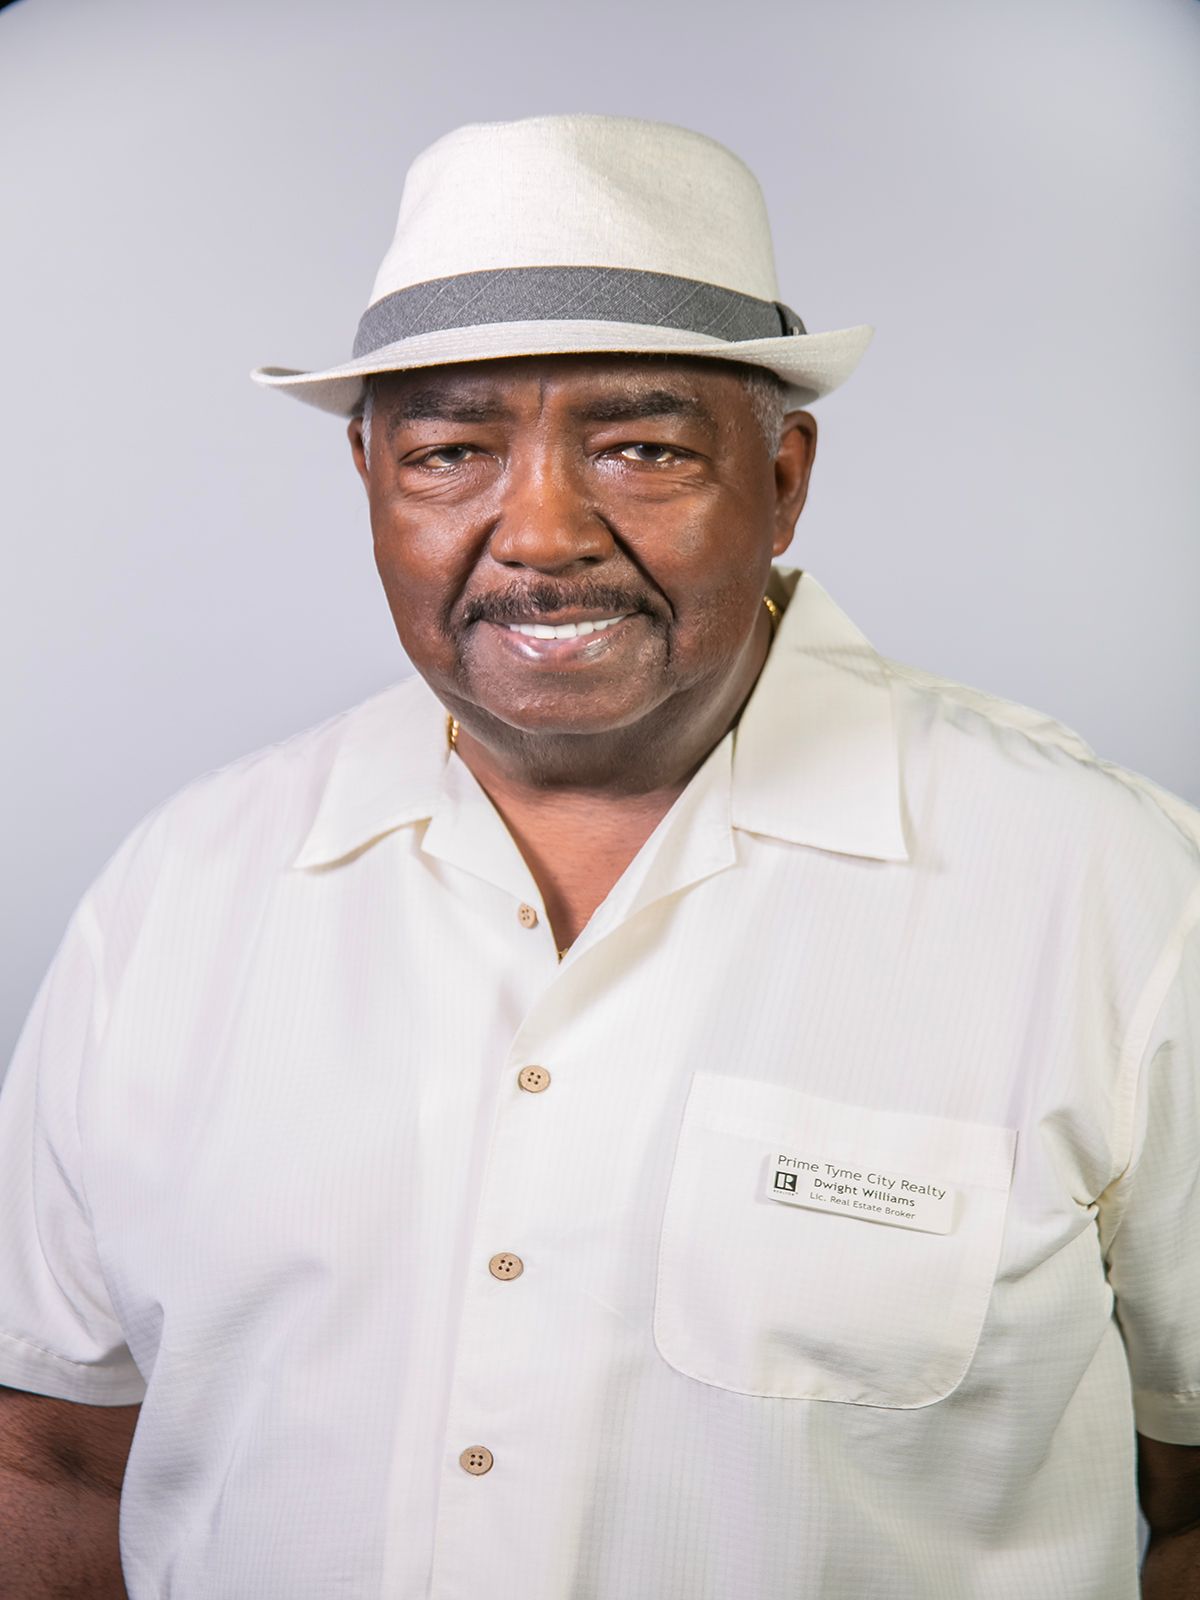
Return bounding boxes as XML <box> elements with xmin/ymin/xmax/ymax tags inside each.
<box><xmin>1</xmin><ymin>113</ymin><xmax>1197</xmax><ymax>1600</ymax></box>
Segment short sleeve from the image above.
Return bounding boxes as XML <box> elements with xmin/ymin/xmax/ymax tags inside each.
<box><xmin>0</xmin><ymin>899</ymin><xmax>146</xmax><ymax>1404</ymax></box>
<box><xmin>1103</xmin><ymin>910</ymin><xmax>1200</xmax><ymax>1445</ymax></box>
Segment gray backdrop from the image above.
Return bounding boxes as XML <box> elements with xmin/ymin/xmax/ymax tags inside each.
<box><xmin>3</xmin><ymin>0</ymin><xmax>1198</xmax><ymax>1063</ymax></box>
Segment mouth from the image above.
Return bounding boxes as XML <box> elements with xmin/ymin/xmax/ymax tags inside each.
<box><xmin>477</xmin><ymin>610</ymin><xmax>645</xmax><ymax>666</ymax></box>
<box><xmin>499</xmin><ymin>613</ymin><xmax>632</xmax><ymax>641</ymax></box>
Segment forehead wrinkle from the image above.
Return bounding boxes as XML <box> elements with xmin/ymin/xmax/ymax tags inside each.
<box><xmin>568</xmin><ymin>389</ymin><xmax>716</xmax><ymax>428</ymax></box>
<box><xmin>379</xmin><ymin>371</ymin><xmax>723</xmax><ymax>434</ymax></box>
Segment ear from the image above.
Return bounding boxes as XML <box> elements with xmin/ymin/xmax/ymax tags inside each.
<box><xmin>771</xmin><ymin>411</ymin><xmax>818</xmax><ymax>557</ymax></box>
<box><xmin>348</xmin><ymin>417</ymin><xmax>371</xmax><ymax>493</ymax></box>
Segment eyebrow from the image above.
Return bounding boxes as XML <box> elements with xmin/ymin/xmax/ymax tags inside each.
<box><xmin>381</xmin><ymin>386</ymin><xmax>717</xmax><ymax>429</ymax></box>
<box><xmin>383</xmin><ymin>389</ymin><xmax>511</xmax><ymax>426</ymax></box>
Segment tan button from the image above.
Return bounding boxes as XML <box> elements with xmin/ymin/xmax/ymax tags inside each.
<box><xmin>517</xmin><ymin>1065</ymin><xmax>551</xmax><ymax>1093</ymax></box>
<box><xmin>488</xmin><ymin>1251</ymin><xmax>524</xmax><ymax>1280</ymax></box>
<box><xmin>460</xmin><ymin>1445</ymin><xmax>494</xmax><ymax>1475</ymax></box>
<box><xmin>517</xmin><ymin>903</ymin><xmax>539</xmax><ymax>929</ymax></box>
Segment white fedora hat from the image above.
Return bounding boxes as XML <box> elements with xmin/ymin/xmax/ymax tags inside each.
<box><xmin>252</xmin><ymin>113</ymin><xmax>872</xmax><ymax>417</ymax></box>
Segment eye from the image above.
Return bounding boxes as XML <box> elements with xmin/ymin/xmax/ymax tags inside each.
<box><xmin>615</xmin><ymin>442</ymin><xmax>684</xmax><ymax>465</ymax></box>
<box><xmin>411</xmin><ymin>445</ymin><xmax>477</xmax><ymax>469</ymax></box>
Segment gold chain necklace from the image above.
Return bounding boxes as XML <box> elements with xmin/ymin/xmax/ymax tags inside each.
<box><xmin>445</xmin><ymin>595</ymin><xmax>780</xmax><ymax>754</ymax></box>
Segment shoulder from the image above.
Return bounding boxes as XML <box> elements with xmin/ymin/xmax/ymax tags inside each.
<box><xmin>883</xmin><ymin>655</ymin><xmax>1200</xmax><ymax>895</ymax></box>
<box><xmin>79</xmin><ymin>677</ymin><xmax>430</xmax><ymax>951</ymax></box>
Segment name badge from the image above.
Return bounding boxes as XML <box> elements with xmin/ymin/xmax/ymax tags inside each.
<box><xmin>761</xmin><ymin>1149</ymin><xmax>957</xmax><ymax>1234</ymax></box>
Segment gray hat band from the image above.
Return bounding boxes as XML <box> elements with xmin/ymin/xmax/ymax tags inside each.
<box><xmin>352</xmin><ymin>265</ymin><xmax>806</xmax><ymax>359</ymax></box>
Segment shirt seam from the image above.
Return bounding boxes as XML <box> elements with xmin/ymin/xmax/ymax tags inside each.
<box><xmin>884</xmin><ymin>658</ymin><xmax>1200</xmax><ymax>860</ymax></box>
<box><xmin>0</xmin><ymin>1323</ymin><xmax>136</xmax><ymax>1379</ymax></box>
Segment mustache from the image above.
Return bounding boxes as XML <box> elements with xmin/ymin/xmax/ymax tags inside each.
<box><xmin>461</xmin><ymin>582</ymin><xmax>655</xmax><ymax>626</ymax></box>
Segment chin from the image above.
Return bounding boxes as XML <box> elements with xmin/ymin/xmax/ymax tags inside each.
<box><xmin>490</xmin><ymin>695</ymin><xmax>660</xmax><ymax>738</ymax></box>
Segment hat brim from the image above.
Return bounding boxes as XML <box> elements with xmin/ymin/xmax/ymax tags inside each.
<box><xmin>250</xmin><ymin>320</ymin><xmax>873</xmax><ymax>417</ymax></box>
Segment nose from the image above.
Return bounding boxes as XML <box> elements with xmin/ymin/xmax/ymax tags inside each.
<box><xmin>487</xmin><ymin>439</ymin><xmax>614</xmax><ymax>572</ymax></box>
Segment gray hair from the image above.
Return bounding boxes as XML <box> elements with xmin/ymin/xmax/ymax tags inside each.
<box><xmin>738</xmin><ymin>365</ymin><xmax>789</xmax><ymax>457</ymax></box>
<box><xmin>355</xmin><ymin>362</ymin><xmax>789</xmax><ymax>469</ymax></box>
<box><xmin>357</xmin><ymin>379</ymin><xmax>376</xmax><ymax>465</ymax></box>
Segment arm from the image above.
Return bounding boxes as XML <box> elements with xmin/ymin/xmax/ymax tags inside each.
<box><xmin>0</xmin><ymin>1385</ymin><xmax>139</xmax><ymax>1599</ymax></box>
<box><xmin>1098</xmin><ymin>914</ymin><xmax>1200</xmax><ymax>1594</ymax></box>
<box><xmin>1138</xmin><ymin>1433</ymin><xmax>1200</xmax><ymax>1600</ymax></box>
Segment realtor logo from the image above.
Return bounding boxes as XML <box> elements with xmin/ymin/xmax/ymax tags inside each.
<box><xmin>773</xmin><ymin>1171</ymin><xmax>797</xmax><ymax>1192</ymax></box>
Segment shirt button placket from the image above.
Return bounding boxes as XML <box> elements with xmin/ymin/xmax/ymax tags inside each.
<box><xmin>445</xmin><ymin>1034</ymin><xmax>554</xmax><ymax>1556</ymax></box>
<box><xmin>455</xmin><ymin>1257</ymin><xmax>522</xmax><ymax>1477</ymax></box>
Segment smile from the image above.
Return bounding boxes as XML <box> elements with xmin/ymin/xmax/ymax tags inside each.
<box><xmin>502</xmin><ymin>614</ymin><xmax>630</xmax><ymax>640</ymax></box>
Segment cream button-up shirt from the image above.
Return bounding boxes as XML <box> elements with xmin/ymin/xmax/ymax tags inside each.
<box><xmin>2</xmin><ymin>567</ymin><xmax>1199</xmax><ymax>1599</ymax></box>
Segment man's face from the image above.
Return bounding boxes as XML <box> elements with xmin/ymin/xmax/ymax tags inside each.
<box><xmin>349</xmin><ymin>352</ymin><xmax>816</xmax><ymax>770</ymax></box>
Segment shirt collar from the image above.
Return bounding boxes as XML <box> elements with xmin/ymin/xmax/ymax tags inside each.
<box><xmin>731</xmin><ymin>567</ymin><xmax>911</xmax><ymax>861</ymax></box>
<box><xmin>290</xmin><ymin>673</ymin><xmax>449</xmax><ymax>870</ymax></box>
<box><xmin>290</xmin><ymin>566</ymin><xmax>910</xmax><ymax>871</ymax></box>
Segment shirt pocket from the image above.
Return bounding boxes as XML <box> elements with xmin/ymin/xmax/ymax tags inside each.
<box><xmin>652</xmin><ymin>1072</ymin><xmax>1017</xmax><ymax>1406</ymax></box>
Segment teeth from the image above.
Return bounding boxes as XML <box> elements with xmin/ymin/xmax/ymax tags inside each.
<box><xmin>505</xmin><ymin>615</ymin><xmax>627</xmax><ymax>640</ymax></box>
